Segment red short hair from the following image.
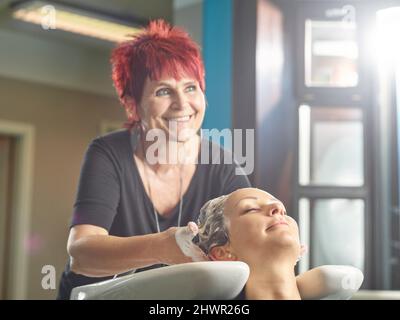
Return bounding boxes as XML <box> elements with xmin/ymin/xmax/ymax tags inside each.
<box><xmin>110</xmin><ymin>19</ymin><xmax>206</xmax><ymax>130</ymax></box>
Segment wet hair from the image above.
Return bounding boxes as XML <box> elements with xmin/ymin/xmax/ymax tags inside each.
<box><xmin>195</xmin><ymin>195</ymin><xmax>230</xmax><ymax>255</ymax></box>
<box><xmin>110</xmin><ymin>19</ymin><xmax>205</xmax><ymax>130</ymax></box>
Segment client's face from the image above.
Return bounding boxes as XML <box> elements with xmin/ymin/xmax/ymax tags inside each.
<box><xmin>222</xmin><ymin>188</ymin><xmax>300</xmax><ymax>263</ymax></box>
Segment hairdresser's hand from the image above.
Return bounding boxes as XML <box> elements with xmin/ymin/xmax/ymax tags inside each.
<box><xmin>295</xmin><ymin>244</ymin><xmax>308</xmax><ymax>265</ymax></box>
<box><xmin>300</xmin><ymin>244</ymin><xmax>307</xmax><ymax>257</ymax></box>
<box><xmin>158</xmin><ymin>222</ymin><xmax>210</xmax><ymax>265</ymax></box>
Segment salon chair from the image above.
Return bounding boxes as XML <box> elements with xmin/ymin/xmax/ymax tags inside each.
<box><xmin>70</xmin><ymin>262</ymin><xmax>363</xmax><ymax>300</ymax></box>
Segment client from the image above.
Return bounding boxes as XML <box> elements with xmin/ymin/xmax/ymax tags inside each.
<box><xmin>194</xmin><ymin>188</ymin><xmax>363</xmax><ymax>300</ymax></box>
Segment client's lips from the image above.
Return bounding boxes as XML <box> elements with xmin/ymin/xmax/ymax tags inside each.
<box><xmin>266</xmin><ymin>221</ymin><xmax>289</xmax><ymax>231</ymax></box>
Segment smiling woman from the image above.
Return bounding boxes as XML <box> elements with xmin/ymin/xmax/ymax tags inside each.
<box><xmin>57</xmin><ymin>19</ymin><xmax>251</xmax><ymax>300</ymax></box>
<box><xmin>138</xmin><ymin>76</ymin><xmax>205</xmax><ymax>143</ymax></box>
<box><xmin>110</xmin><ymin>19</ymin><xmax>205</xmax><ymax>131</ymax></box>
<box><xmin>195</xmin><ymin>188</ymin><xmax>364</xmax><ymax>300</ymax></box>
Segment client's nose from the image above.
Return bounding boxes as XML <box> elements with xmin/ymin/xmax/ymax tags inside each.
<box><xmin>267</xmin><ymin>202</ymin><xmax>286</xmax><ymax>216</ymax></box>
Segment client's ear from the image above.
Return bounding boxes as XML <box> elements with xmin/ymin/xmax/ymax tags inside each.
<box><xmin>209</xmin><ymin>246</ymin><xmax>237</xmax><ymax>261</ymax></box>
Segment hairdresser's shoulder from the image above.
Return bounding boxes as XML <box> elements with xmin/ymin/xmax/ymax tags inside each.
<box><xmin>90</xmin><ymin>129</ymin><xmax>130</xmax><ymax>146</ymax></box>
<box><xmin>86</xmin><ymin>129</ymin><xmax>132</xmax><ymax>158</ymax></box>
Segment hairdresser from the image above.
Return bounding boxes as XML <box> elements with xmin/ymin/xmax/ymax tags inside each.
<box><xmin>57</xmin><ymin>20</ymin><xmax>250</xmax><ymax>299</ymax></box>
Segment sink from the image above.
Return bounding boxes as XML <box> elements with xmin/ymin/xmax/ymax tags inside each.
<box><xmin>70</xmin><ymin>261</ymin><xmax>250</xmax><ymax>300</ymax></box>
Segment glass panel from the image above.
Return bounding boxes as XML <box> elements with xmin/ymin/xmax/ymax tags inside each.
<box><xmin>305</xmin><ymin>20</ymin><xmax>358</xmax><ymax>87</ymax></box>
<box><xmin>298</xmin><ymin>198</ymin><xmax>310</xmax><ymax>274</ymax></box>
<box><xmin>299</xmin><ymin>105</ymin><xmax>364</xmax><ymax>186</ymax></box>
<box><xmin>311</xmin><ymin>199</ymin><xmax>365</xmax><ymax>271</ymax></box>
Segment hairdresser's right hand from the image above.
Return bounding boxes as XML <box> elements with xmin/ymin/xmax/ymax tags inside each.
<box><xmin>158</xmin><ymin>221</ymin><xmax>210</xmax><ymax>265</ymax></box>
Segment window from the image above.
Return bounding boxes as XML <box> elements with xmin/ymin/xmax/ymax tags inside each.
<box><xmin>295</xmin><ymin>2</ymin><xmax>370</xmax><ymax>287</ymax></box>
<box><xmin>299</xmin><ymin>198</ymin><xmax>365</xmax><ymax>273</ymax></box>
<box><xmin>299</xmin><ymin>105</ymin><xmax>364</xmax><ymax>186</ymax></box>
<box><xmin>305</xmin><ymin>20</ymin><xmax>358</xmax><ymax>87</ymax></box>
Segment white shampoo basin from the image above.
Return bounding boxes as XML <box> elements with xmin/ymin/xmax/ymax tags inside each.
<box><xmin>70</xmin><ymin>261</ymin><xmax>250</xmax><ymax>300</ymax></box>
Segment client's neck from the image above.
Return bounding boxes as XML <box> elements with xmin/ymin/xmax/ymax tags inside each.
<box><xmin>245</xmin><ymin>261</ymin><xmax>300</xmax><ymax>300</ymax></box>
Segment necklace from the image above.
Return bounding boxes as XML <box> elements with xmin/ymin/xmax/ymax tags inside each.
<box><xmin>139</xmin><ymin>136</ymin><xmax>184</xmax><ymax>233</ymax></box>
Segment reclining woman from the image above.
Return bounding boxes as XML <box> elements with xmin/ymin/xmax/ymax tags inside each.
<box><xmin>195</xmin><ymin>187</ymin><xmax>363</xmax><ymax>300</ymax></box>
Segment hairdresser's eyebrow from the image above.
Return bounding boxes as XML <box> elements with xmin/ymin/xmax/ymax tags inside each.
<box><xmin>153</xmin><ymin>82</ymin><xmax>173</xmax><ymax>88</ymax></box>
<box><xmin>182</xmin><ymin>81</ymin><xmax>197</xmax><ymax>86</ymax></box>
<box><xmin>154</xmin><ymin>81</ymin><xmax>196</xmax><ymax>88</ymax></box>
<box><xmin>235</xmin><ymin>196</ymin><xmax>258</xmax><ymax>207</ymax></box>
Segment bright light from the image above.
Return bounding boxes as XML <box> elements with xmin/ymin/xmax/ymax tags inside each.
<box><xmin>312</xmin><ymin>41</ymin><xmax>358</xmax><ymax>59</ymax></box>
<box><xmin>12</xmin><ymin>1</ymin><xmax>142</xmax><ymax>43</ymax></box>
<box><xmin>375</xmin><ymin>7</ymin><xmax>400</xmax><ymax>68</ymax></box>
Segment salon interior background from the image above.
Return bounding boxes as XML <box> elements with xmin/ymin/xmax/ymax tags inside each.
<box><xmin>0</xmin><ymin>0</ymin><xmax>399</xmax><ymax>299</ymax></box>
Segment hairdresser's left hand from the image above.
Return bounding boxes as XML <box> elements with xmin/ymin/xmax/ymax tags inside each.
<box><xmin>295</xmin><ymin>244</ymin><xmax>308</xmax><ymax>265</ymax></box>
<box><xmin>159</xmin><ymin>222</ymin><xmax>210</xmax><ymax>265</ymax></box>
<box><xmin>175</xmin><ymin>222</ymin><xmax>210</xmax><ymax>262</ymax></box>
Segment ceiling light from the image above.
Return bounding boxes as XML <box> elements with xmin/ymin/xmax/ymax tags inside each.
<box><xmin>11</xmin><ymin>0</ymin><xmax>142</xmax><ymax>42</ymax></box>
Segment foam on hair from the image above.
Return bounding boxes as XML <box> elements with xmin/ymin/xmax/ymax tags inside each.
<box><xmin>195</xmin><ymin>195</ymin><xmax>230</xmax><ymax>255</ymax></box>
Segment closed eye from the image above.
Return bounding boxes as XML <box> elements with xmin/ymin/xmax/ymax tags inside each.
<box><xmin>243</xmin><ymin>208</ymin><xmax>260</xmax><ymax>214</ymax></box>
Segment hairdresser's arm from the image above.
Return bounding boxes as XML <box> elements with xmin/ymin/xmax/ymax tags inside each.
<box><xmin>296</xmin><ymin>265</ymin><xmax>364</xmax><ymax>300</ymax></box>
<box><xmin>67</xmin><ymin>223</ymin><xmax>207</xmax><ymax>278</ymax></box>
